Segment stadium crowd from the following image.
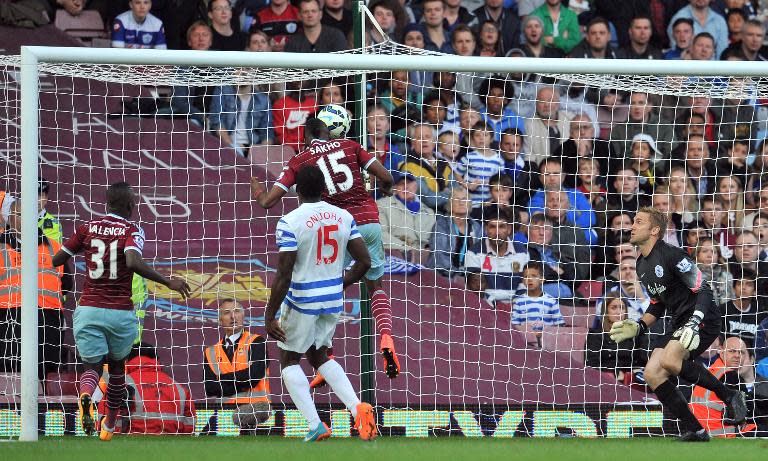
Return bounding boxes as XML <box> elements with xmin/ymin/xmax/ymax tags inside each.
<box><xmin>3</xmin><ymin>0</ymin><xmax>768</xmax><ymax>435</ymax></box>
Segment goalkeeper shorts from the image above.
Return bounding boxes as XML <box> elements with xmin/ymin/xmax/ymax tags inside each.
<box><xmin>343</xmin><ymin>222</ymin><xmax>385</xmax><ymax>281</ymax></box>
<box><xmin>277</xmin><ymin>306</ymin><xmax>340</xmax><ymax>354</ymax></box>
<box><xmin>651</xmin><ymin>319</ymin><xmax>720</xmax><ymax>359</ymax></box>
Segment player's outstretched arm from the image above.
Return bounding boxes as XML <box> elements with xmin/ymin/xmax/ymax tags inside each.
<box><xmin>252</xmin><ymin>177</ymin><xmax>286</xmax><ymax>209</ymax></box>
<box><xmin>343</xmin><ymin>237</ymin><xmax>371</xmax><ymax>289</ymax></box>
<box><xmin>264</xmin><ymin>251</ymin><xmax>297</xmax><ymax>342</ymax></box>
<box><xmin>125</xmin><ymin>250</ymin><xmax>191</xmax><ymax>299</ymax></box>
<box><xmin>366</xmin><ymin>160</ymin><xmax>394</xmax><ymax>197</ymax></box>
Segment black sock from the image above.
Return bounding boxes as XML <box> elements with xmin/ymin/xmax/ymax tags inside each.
<box><xmin>654</xmin><ymin>379</ymin><xmax>703</xmax><ymax>432</ymax></box>
<box><xmin>679</xmin><ymin>360</ymin><xmax>734</xmax><ymax>402</ymax></box>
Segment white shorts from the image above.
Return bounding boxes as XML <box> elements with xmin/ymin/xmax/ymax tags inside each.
<box><xmin>277</xmin><ymin>306</ymin><xmax>340</xmax><ymax>354</ymax></box>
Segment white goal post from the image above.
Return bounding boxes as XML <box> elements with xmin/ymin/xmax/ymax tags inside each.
<box><xmin>16</xmin><ymin>45</ymin><xmax>768</xmax><ymax>441</ymax></box>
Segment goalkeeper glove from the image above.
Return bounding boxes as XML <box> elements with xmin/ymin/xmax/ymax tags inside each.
<box><xmin>610</xmin><ymin>319</ymin><xmax>642</xmax><ymax>342</ymax></box>
<box><xmin>673</xmin><ymin>311</ymin><xmax>704</xmax><ymax>351</ymax></box>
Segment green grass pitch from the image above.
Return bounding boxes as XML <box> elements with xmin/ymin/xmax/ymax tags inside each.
<box><xmin>5</xmin><ymin>437</ymin><xmax>767</xmax><ymax>461</ymax></box>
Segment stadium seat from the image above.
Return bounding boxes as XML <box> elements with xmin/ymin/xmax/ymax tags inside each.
<box><xmin>45</xmin><ymin>372</ymin><xmax>78</xmax><ymax>397</ymax></box>
<box><xmin>0</xmin><ymin>372</ymin><xmax>21</xmax><ymax>396</ymax></box>
<box><xmin>576</xmin><ymin>280</ymin><xmax>604</xmax><ymax>304</ymax></box>
<box><xmin>541</xmin><ymin>326</ymin><xmax>589</xmax><ymax>364</ymax></box>
<box><xmin>559</xmin><ymin>304</ymin><xmax>592</xmax><ymax>328</ymax></box>
<box><xmin>54</xmin><ymin>10</ymin><xmax>107</xmax><ymax>46</ymax></box>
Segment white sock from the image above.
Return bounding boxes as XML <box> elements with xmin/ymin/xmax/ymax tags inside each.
<box><xmin>318</xmin><ymin>360</ymin><xmax>361</xmax><ymax>418</ymax></box>
<box><xmin>281</xmin><ymin>365</ymin><xmax>321</xmax><ymax>430</ymax></box>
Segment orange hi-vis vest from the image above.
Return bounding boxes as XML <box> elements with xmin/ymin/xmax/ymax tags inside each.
<box><xmin>689</xmin><ymin>357</ymin><xmax>757</xmax><ymax>437</ymax></box>
<box><xmin>204</xmin><ymin>330</ymin><xmax>270</xmax><ymax>404</ymax></box>
<box><xmin>0</xmin><ymin>237</ymin><xmax>63</xmax><ymax>309</ymax></box>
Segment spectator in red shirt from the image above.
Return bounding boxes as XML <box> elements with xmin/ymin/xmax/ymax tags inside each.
<box><xmin>272</xmin><ymin>80</ymin><xmax>317</xmax><ymax>150</ymax></box>
<box><xmin>251</xmin><ymin>0</ymin><xmax>299</xmax><ymax>51</ymax></box>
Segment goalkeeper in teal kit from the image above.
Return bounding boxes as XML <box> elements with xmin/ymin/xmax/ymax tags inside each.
<box><xmin>610</xmin><ymin>207</ymin><xmax>747</xmax><ymax>441</ymax></box>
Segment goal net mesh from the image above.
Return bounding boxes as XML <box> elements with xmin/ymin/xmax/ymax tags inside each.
<box><xmin>1</xmin><ymin>41</ymin><xmax>767</xmax><ymax>438</ymax></box>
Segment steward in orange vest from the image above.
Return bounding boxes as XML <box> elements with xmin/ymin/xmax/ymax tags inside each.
<box><xmin>0</xmin><ymin>216</ymin><xmax>71</xmax><ymax>380</ymax></box>
<box><xmin>204</xmin><ymin>299</ymin><xmax>270</xmax><ymax>429</ymax></box>
<box><xmin>690</xmin><ymin>338</ymin><xmax>759</xmax><ymax>437</ymax></box>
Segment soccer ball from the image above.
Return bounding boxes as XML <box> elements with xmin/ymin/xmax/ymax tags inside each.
<box><xmin>316</xmin><ymin>104</ymin><xmax>351</xmax><ymax>139</ymax></box>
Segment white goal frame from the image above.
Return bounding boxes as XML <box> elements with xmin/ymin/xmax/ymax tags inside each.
<box><xmin>18</xmin><ymin>44</ymin><xmax>768</xmax><ymax>441</ymax></box>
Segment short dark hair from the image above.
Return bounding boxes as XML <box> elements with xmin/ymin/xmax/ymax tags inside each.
<box><xmin>298</xmin><ymin>0</ymin><xmax>320</xmax><ymax>10</ymax></box>
<box><xmin>489</xmin><ymin>173</ymin><xmax>513</xmax><ymax>188</ymax></box>
<box><xmin>106</xmin><ymin>182</ymin><xmax>134</xmax><ymax>213</ymax></box>
<box><xmin>693</xmin><ymin>32</ymin><xmax>715</xmax><ymax>46</ymax></box>
<box><xmin>500</xmin><ymin>128</ymin><xmax>524</xmax><ymax>141</ymax></box>
<box><xmin>304</xmin><ymin>117</ymin><xmax>329</xmax><ymax>141</ymax></box>
<box><xmin>451</xmin><ymin>24</ymin><xmax>475</xmax><ymax>44</ymax></box>
<box><xmin>295</xmin><ymin>165</ymin><xmax>326</xmax><ymax>199</ymax></box>
<box><xmin>727</xmin><ymin>9</ymin><xmax>748</xmax><ymax>23</ymax></box>
<box><xmin>207</xmin><ymin>0</ymin><xmax>229</xmax><ymax>12</ymax></box>
<box><xmin>483</xmin><ymin>205</ymin><xmax>512</xmax><ymax>224</ymax></box>
<box><xmin>637</xmin><ymin>206</ymin><xmax>668</xmax><ymax>237</ymax></box>
<box><xmin>539</xmin><ymin>156</ymin><xmax>562</xmax><ymax>171</ymax></box>
<box><xmin>630</xmin><ymin>15</ymin><xmax>652</xmax><ymax>27</ymax></box>
<box><xmin>478</xmin><ymin>76</ymin><xmax>515</xmax><ymax>100</ymax></box>
<box><xmin>586</xmin><ymin>16</ymin><xmax>610</xmax><ymax>32</ymax></box>
<box><xmin>672</xmin><ymin>17</ymin><xmax>694</xmax><ymax>30</ymax></box>
<box><xmin>523</xmin><ymin>261</ymin><xmax>545</xmax><ymax>276</ymax></box>
<box><xmin>529</xmin><ymin>213</ymin><xmax>553</xmax><ymax>226</ymax></box>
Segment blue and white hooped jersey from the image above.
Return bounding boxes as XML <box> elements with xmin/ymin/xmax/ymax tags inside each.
<box><xmin>111</xmin><ymin>12</ymin><xmax>167</xmax><ymax>49</ymax></box>
<box><xmin>276</xmin><ymin>201</ymin><xmax>360</xmax><ymax>315</ymax></box>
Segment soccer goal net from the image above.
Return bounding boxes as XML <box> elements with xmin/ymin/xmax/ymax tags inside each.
<box><xmin>2</xmin><ymin>43</ymin><xmax>768</xmax><ymax>440</ymax></box>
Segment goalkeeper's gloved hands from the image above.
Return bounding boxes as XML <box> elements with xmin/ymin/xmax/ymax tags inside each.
<box><xmin>609</xmin><ymin>319</ymin><xmax>640</xmax><ymax>342</ymax></box>
<box><xmin>673</xmin><ymin>311</ymin><xmax>704</xmax><ymax>351</ymax></box>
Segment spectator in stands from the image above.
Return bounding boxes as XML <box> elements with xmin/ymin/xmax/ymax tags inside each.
<box><xmin>752</xmin><ymin>213</ymin><xmax>768</xmax><ymax>261</ymax></box>
<box><xmin>421</xmin><ymin>92</ymin><xmax>452</xmax><ymax>133</ymax></box>
<box><xmin>560</xmin><ymin>84</ymin><xmax>600</xmax><ymax>135</ymax></box>
<box><xmin>726</xmin><ymin>8</ymin><xmax>748</xmax><ymax>43</ymax></box>
<box><xmin>722</xmin><ymin>274</ymin><xmax>765</xmax><ymax>347</ymax></box>
<box><xmin>511</xmin><ymin>262</ymin><xmax>565</xmax><ymax>333</ymax></box>
<box><xmin>250</xmin><ymin>0</ymin><xmax>299</xmax><ymax>52</ymax></box>
<box><xmin>652</xmin><ymin>188</ymin><xmax>683</xmax><ymax>247</ymax></box>
<box><xmin>664</xmin><ymin>165</ymin><xmax>699</xmax><ymax>224</ymax></box>
<box><xmin>723</xmin><ymin>18</ymin><xmax>768</xmax><ymax>60</ymax></box>
<box><xmin>456</xmin><ymin>121</ymin><xmax>504</xmax><ymax>205</ymax></box>
<box><xmin>689</xmin><ymin>31</ymin><xmax>718</xmax><ymax>60</ymax></box>
<box><xmin>677</xmin><ymin>135</ymin><xmax>716</xmax><ymax>197</ymax></box>
<box><xmin>525</xmin><ymin>213</ymin><xmax>573</xmax><ymax>299</ymax></box>
<box><xmin>602</xmin><ymin>256</ymin><xmax>651</xmax><ymax>321</ymax></box>
<box><xmin>271</xmin><ymin>80</ymin><xmax>316</xmax><ymax>150</ymax></box>
<box><xmin>477</xmin><ymin>20</ymin><xmax>502</xmax><ymax>57</ymax></box>
<box><xmin>428</xmin><ymin>187</ymin><xmax>484</xmax><ymax>278</ymax></box>
<box><xmin>519</xmin><ymin>15</ymin><xmax>563</xmax><ymax>58</ymax></box>
<box><xmin>169</xmin><ymin>21</ymin><xmax>213</xmax><ymax>127</ymax></box>
<box><xmin>530</xmin><ymin>0</ymin><xmax>580</xmax><ymax>55</ymax></box>
<box><xmin>400</xmin><ymin>123</ymin><xmax>456</xmax><ymax>210</ymax></box>
<box><xmin>437</xmin><ymin>130</ymin><xmax>462</xmax><ymax>172</ymax></box>
<box><xmin>626</xmin><ymin>134</ymin><xmax>664</xmax><ymax>196</ymax></box>
<box><xmin>318</xmin><ymin>79</ymin><xmax>346</xmax><ymax>106</ymax></box>
<box><xmin>204</xmin><ymin>298</ymin><xmax>270</xmax><ymax>430</ymax></box>
<box><xmin>598</xmin><ymin>240</ymin><xmax>638</xmax><ymax>282</ymax></box>
<box><xmin>379</xmin><ymin>70</ymin><xmax>421</xmax><ymax>117</ymax></box>
<box><xmin>729</xmin><ymin>231</ymin><xmax>768</xmax><ymax>287</ymax></box>
<box><xmin>420</xmin><ymin>0</ymin><xmax>452</xmax><ymax>53</ymax></box>
<box><xmin>402</xmin><ymin>25</ymin><xmax>431</xmax><ymax>87</ymax></box>
<box><xmin>671</xmin><ymin>111</ymin><xmax>706</xmax><ymax>160</ymax></box>
<box><xmin>458</xmin><ymin>103</ymin><xmax>482</xmax><ymax>146</ymax></box>
<box><xmin>208</xmin><ymin>0</ymin><xmax>246</xmax><ymax>51</ymax></box>
<box><xmin>592</xmin><ymin>0</ymin><xmax>684</xmax><ymax>49</ymax></box>
<box><xmin>321</xmin><ymin>0</ymin><xmax>352</xmax><ymax>43</ymax></box>
<box><xmin>568</xmin><ymin>16</ymin><xmax>618</xmax><ymax>59</ymax></box>
<box><xmin>468</xmin><ymin>0</ymin><xmax>520</xmax><ymax>55</ymax></box>
<box><xmin>556</xmin><ymin>114</ymin><xmax>609</xmax><ymax>189</ymax></box>
<box><xmin>607</xmin><ymin>166</ymin><xmax>652</xmax><ymax>214</ymax></box>
<box><xmin>442</xmin><ymin>0</ymin><xmax>474</xmax><ymax>32</ymax></box>
<box><xmin>368</xmin><ymin>0</ymin><xmax>407</xmax><ymax>45</ymax></box>
<box><xmin>524</xmin><ymin>86</ymin><xmax>570</xmax><ymax>165</ymax></box>
<box><xmin>718</xmin><ymin>175</ymin><xmax>746</xmax><ymax>231</ymax></box>
<box><xmin>285</xmin><ymin>0</ymin><xmax>346</xmax><ymax>53</ymax></box>
<box><xmin>699</xmin><ymin>197</ymin><xmax>730</xmax><ymax>252</ymax></box>
<box><xmin>585</xmin><ymin>292</ymin><xmax>650</xmax><ymax>381</ymax></box>
<box><xmin>37</xmin><ymin>179</ymin><xmax>62</xmax><ymax>244</ymax></box>
<box><xmin>367</xmin><ymin>104</ymin><xmax>405</xmax><ymax>178</ymax></box>
<box><xmin>695</xmin><ymin>236</ymin><xmax>734</xmax><ymax>306</ymax></box>
<box><xmin>717</xmin><ymin>140</ymin><xmax>750</xmax><ymax>187</ymax></box>
<box><xmin>466</xmin><ymin>207</ymin><xmax>529</xmax><ymax>303</ymax></box>
<box><xmin>499</xmin><ymin>129</ymin><xmax>539</xmax><ymax>206</ymax></box>
<box><xmin>603</xmin><ymin>211</ymin><xmax>633</xmax><ymax>249</ymax></box>
<box><xmin>610</xmin><ymin>92</ymin><xmax>674</xmax><ymax>159</ymax></box>
<box><xmin>477</xmin><ymin>77</ymin><xmax>524</xmax><ymax>144</ymax></box>
<box><xmin>451</xmin><ymin>24</ymin><xmax>476</xmax><ymax>57</ymax></box>
<box><xmin>53</xmin><ymin>0</ymin><xmax>86</xmax><ymax>16</ymax></box>
<box><xmin>471</xmin><ymin>174</ymin><xmax>521</xmax><ymax>224</ymax></box>
<box><xmin>377</xmin><ymin>174</ymin><xmax>436</xmax><ymax>263</ymax></box>
<box><xmin>98</xmin><ymin>342</ymin><xmax>195</xmax><ymax>434</ymax></box>
<box><xmin>544</xmin><ymin>187</ymin><xmax>594</xmax><ymax>271</ymax></box>
<box><xmin>576</xmin><ymin>157</ymin><xmax>608</xmax><ymax>211</ymax></box>
<box><xmin>664</xmin><ymin>17</ymin><xmax>696</xmax><ymax>59</ymax></box>
<box><xmin>528</xmin><ymin>158</ymin><xmax>595</xmax><ymax>232</ymax></box>
<box><xmin>111</xmin><ymin>0</ymin><xmax>167</xmax><ymax>50</ymax></box>
<box><xmin>618</xmin><ymin>16</ymin><xmax>663</xmax><ymax>59</ymax></box>
<box><xmin>668</xmin><ymin>0</ymin><xmax>730</xmax><ymax>59</ymax></box>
